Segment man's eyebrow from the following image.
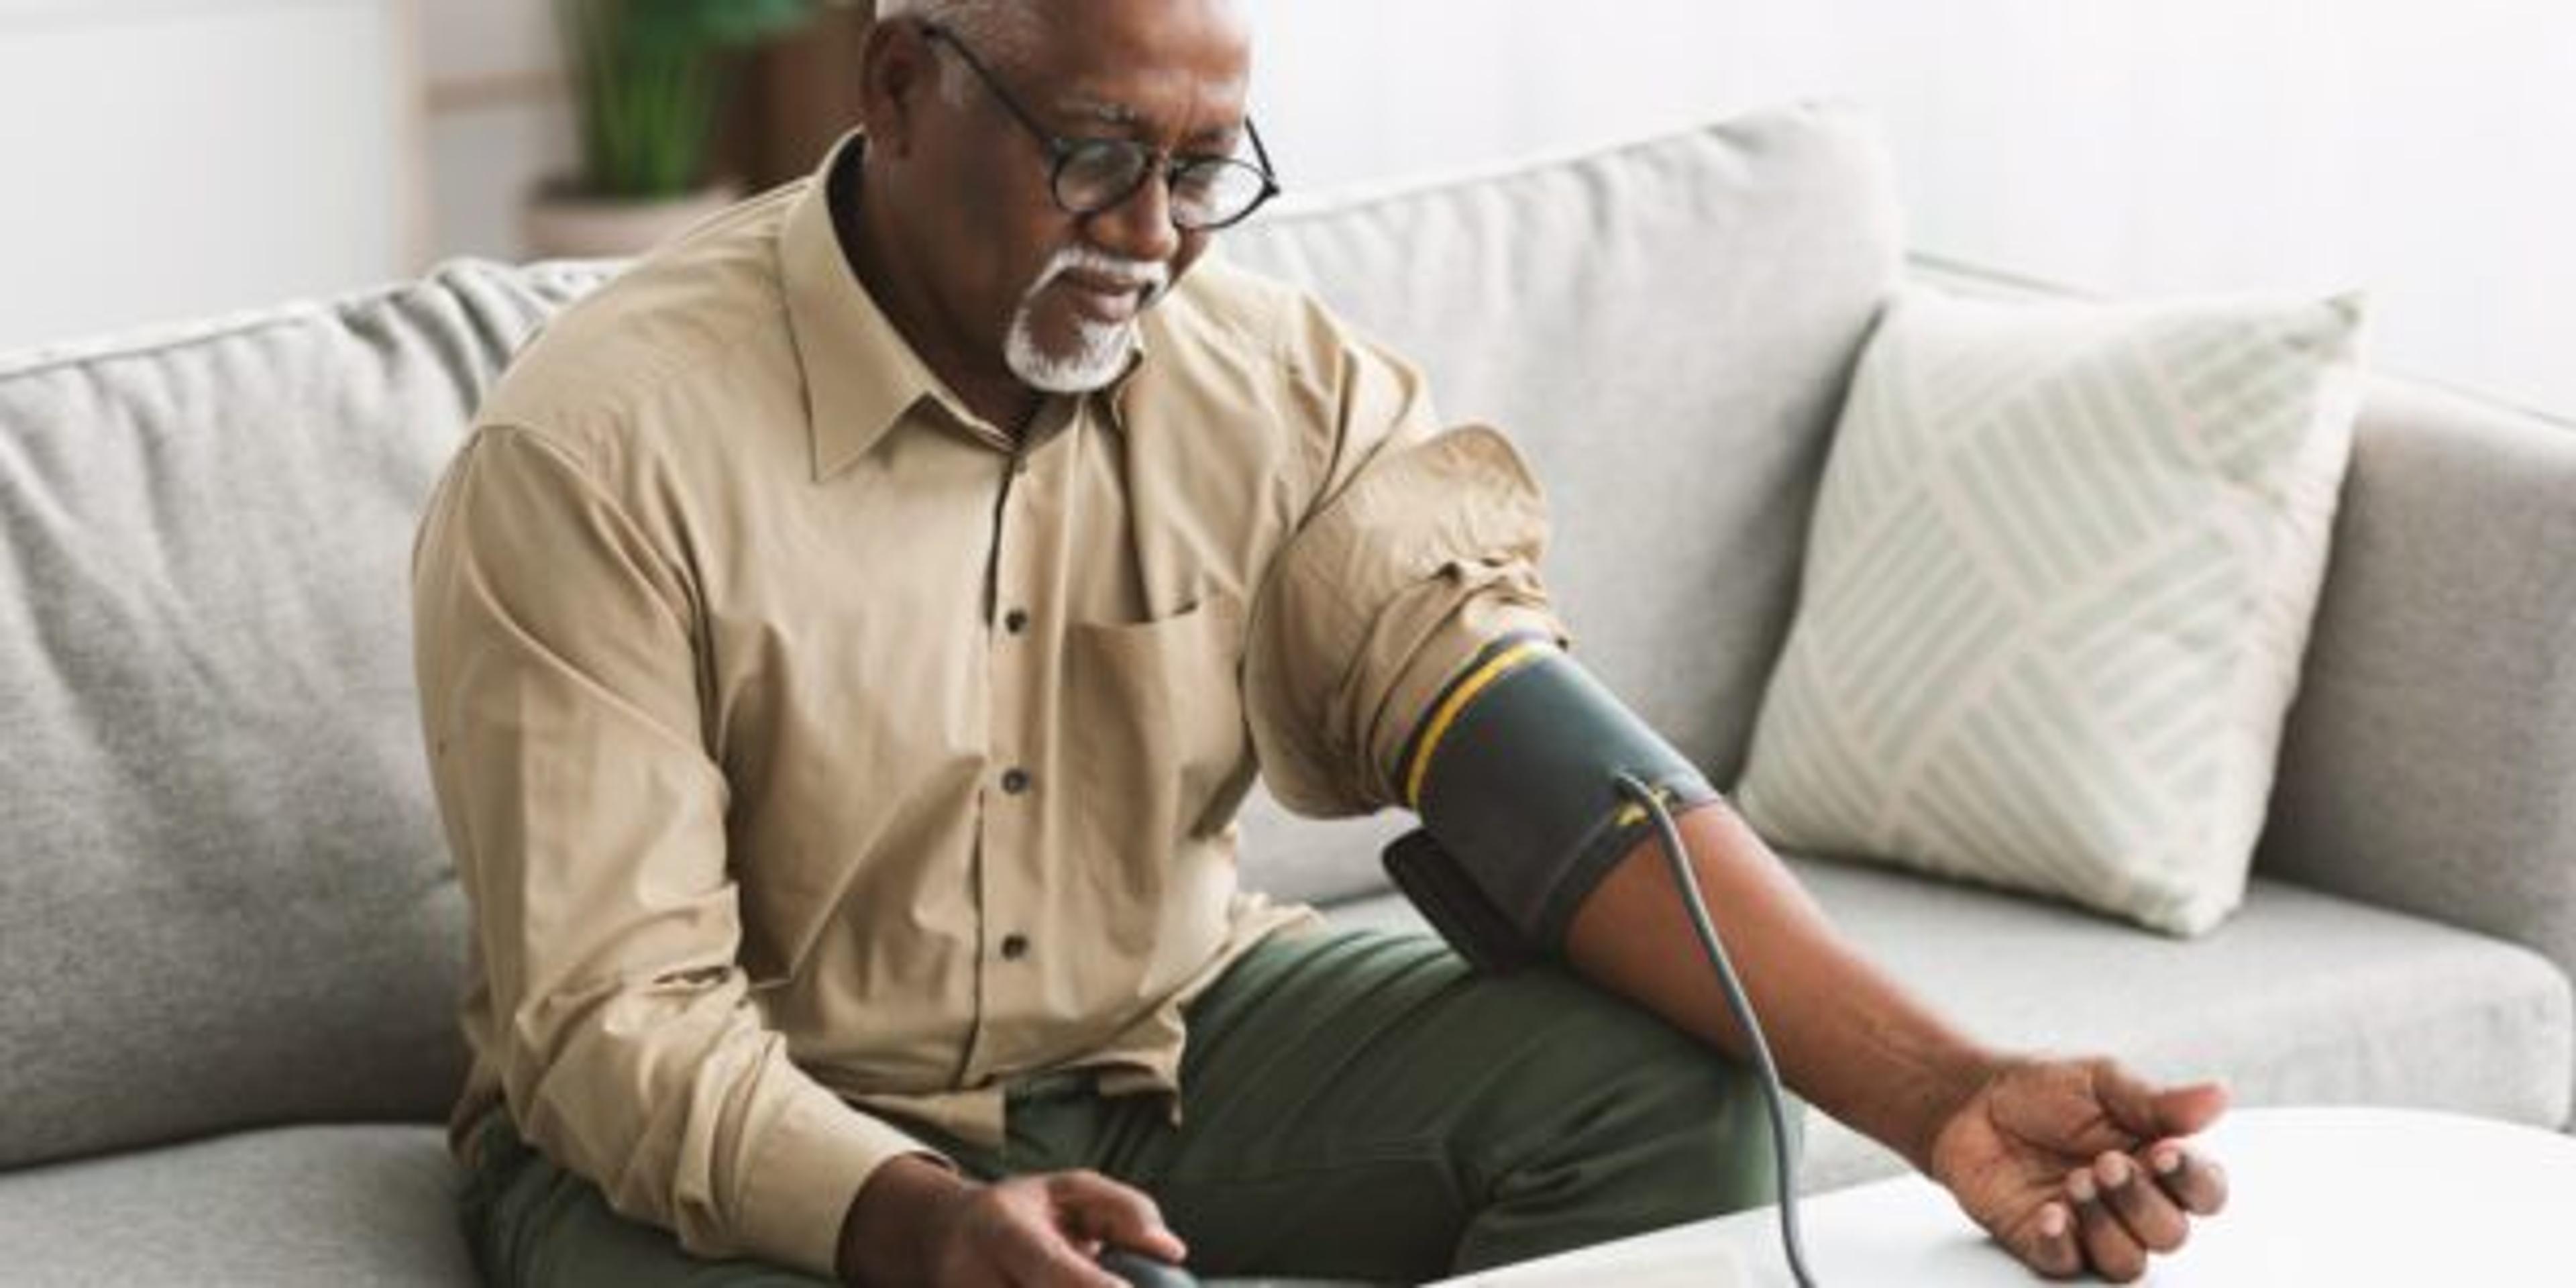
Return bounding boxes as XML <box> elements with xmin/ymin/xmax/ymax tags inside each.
<box><xmin>1185</xmin><ymin>119</ymin><xmax>1246</xmax><ymax>148</ymax></box>
<box><xmin>1053</xmin><ymin>94</ymin><xmax>1247</xmax><ymax>147</ymax></box>
<box><xmin>1055</xmin><ymin>94</ymin><xmax>1142</xmax><ymax>129</ymax></box>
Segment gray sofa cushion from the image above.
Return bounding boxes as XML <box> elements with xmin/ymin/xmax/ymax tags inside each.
<box><xmin>1220</xmin><ymin>101</ymin><xmax>1904</xmax><ymax>904</ymax></box>
<box><xmin>0</xmin><ymin>1124</ymin><xmax>476</xmax><ymax>1287</ymax></box>
<box><xmin>0</xmin><ymin>262</ymin><xmax>611</xmax><ymax>1169</ymax></box>
<box><xmin>1321</xmin><ymin>854</ymin><xmax>2575</xmax><ymax>1191</ymax></box>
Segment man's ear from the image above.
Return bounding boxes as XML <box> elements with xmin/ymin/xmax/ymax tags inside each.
<box><xmin>858</xmin><ymin>19</ymin><xmax>932</xmax><ymax>158</ymax></box>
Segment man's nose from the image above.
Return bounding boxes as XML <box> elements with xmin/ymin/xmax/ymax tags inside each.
<box><xmin>1085</xmin><ymin>168</ymin><xmax>1183</xmax><ymax>266</ymax></box>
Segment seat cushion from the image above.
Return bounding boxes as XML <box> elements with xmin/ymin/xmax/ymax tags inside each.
<box><xmin>1318</xmin><ymin>858</ymin><xmax>2575</xmax><ymax>1191</ymax></box>
<box><xmin>0</xmin><ymin>1124</ymin><xmax>476</xmax><ymax>1287</ymax></box>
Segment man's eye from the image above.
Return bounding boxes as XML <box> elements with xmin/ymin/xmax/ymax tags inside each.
<box><xmin>1069</xmin><ymin>142</ymin><xmax>1143</xmax><ymax>175</ymax></box>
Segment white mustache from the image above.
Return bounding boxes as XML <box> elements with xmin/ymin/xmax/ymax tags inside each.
<box><xmin>1032</xmin><ymin>246</ymin><xmax>1171</xmax><ymax>307</ymax></box>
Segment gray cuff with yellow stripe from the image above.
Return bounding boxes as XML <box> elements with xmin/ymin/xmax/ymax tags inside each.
<box><xmin>1395</xmin><ymin>634</ymin><xmax>1721</xmax><ymax>952</ymax></box>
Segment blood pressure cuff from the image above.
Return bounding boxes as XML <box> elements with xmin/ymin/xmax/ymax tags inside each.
<box><xmin>1383</xmin><ymin>634</ymin><xmax>1720</xmax><ymax>973</ymax></box>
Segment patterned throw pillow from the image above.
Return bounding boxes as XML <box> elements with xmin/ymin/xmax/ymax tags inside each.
<box><xmin>1735</xmin><ymin>287</ymin><xmax>2367</xmax><ymax>935</ymax></box>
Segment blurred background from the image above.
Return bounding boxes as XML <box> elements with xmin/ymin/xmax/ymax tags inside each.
<box><xmin>1</xmin><ymin>0</ymin><xmax>2570</xmax><ymax>419</ymax></box>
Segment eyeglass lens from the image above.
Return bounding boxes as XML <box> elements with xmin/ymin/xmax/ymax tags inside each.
<box><xmin>1055</xmin><ymin>142</ymin><xmax>1271</xmax><ymax>229</ymax></box>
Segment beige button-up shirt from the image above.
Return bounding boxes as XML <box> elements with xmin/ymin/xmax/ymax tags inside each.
<box><xmin>411</xmin><ymin>136</ymin><xmax>1562</xmax><ymax>1276</ymax></box>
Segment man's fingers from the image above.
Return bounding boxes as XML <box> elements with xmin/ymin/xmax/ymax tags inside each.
<box><xmin>2006</xmin><ymin>1201</ymin><xmax>2084</xmax><ymax>1280</ymax></box>
<box><xmin>966</xmin><ymin>1173</ymin><xmax>1158</xmax><ymax>1288</ymax></box>
<box><xmin>2095</xmin><ymin>1151</ymin><xmax>2190</xmax><ymax>1254</ymax></box>
<box><xmin>2068</xmin><ymin>1167</ymin><xmax>2149</xmax><ymax>1283</ymax></box>
<box><xmin>988</xmin><ymin>1216</ymin><xmax>1125</xmax><ymax>1288</ymax></box>
<box><xmin>1048</xmin><ymin>1169</ymin><xmax>1189</xmax><ymax>1263</ymax></box>
<box><xmin>2143</xmin><ymin>1139</ymin><xmax>2231</xmax><ymax>1215</ymax></box>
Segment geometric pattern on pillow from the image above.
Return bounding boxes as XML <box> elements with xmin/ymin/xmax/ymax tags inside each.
<box><xmin>1735</xmin><ymin>288</ymin><xmax>2366</xmax><ymax>935</ymax></box>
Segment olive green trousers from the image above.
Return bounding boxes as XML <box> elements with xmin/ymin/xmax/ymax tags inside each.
<box><xmin>458</xmin><ymin>927</ymin><xmax>1792</xmax><ymax>1285</ymax></box>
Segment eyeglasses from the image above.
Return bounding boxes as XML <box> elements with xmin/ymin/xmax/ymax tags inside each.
<box><xmin>921</xmin><ymin>23</ymin><xmax>1283</xmax><ymax>232</ymax></box>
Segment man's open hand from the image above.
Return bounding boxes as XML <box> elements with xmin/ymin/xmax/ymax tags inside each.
<box><xmin>843</xmin><ymin>1157</ymin><xmax>1189</xmax><ymax>1287</ymax></box>
<box><xmin>1927</xmin><ymin>1057</ymin><xmax>2231</xmax><ymax>1281</ymax></box>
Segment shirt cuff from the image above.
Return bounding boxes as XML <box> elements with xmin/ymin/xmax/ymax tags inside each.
<box><xmin>733</xmin><ymin>1084</ymin><xmax>949</xmax><ymax>1279</ymax></box>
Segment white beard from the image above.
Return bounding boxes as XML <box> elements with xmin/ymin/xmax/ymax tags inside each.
<box><xmin>1003</xmin><ymin>246</ymin><xmax>1169</xmax><ymax>394</ymax></box>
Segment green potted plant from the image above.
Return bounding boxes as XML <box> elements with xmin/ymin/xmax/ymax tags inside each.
<box><xmin>525</xmin><ymin>0</ymin><xmax>826</xmax><ymax>258</ymax></box>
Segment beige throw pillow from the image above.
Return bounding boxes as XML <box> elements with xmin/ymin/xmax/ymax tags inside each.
<box><xmin>1735</xmin><ymin>286</ymin><xmax>2367</xmax><ymax>935</ymax></box>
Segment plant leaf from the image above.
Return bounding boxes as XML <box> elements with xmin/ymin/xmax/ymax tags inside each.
<box><xmin>559</xmin><ymin>0</ymin><xmax>820</xmax><ymax>197</ymax></box>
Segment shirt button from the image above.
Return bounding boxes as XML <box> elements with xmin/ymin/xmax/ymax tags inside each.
<box><xmin>1000</xmin><ymin>933</ymin><xmax>1030</xmax><ymax>961</ymax></box>
<box><xmin>1001</xmin><ymin>767</ymin><xmax>1032</xmax><ymax>795</ymax></box>
<box><xmin>1003</xmin><ymin>608</ymin><xmax>1030</xmax><ymax>635</ymax></box>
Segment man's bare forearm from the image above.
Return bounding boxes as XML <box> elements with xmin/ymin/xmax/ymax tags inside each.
<box><xmin>1561</xmin><ymin>800</ymin><xmax>2002</xmax><ymax>1173</ymax></box>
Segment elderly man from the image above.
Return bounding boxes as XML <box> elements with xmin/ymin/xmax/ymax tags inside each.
<box><xmin>415</xmin><ymin>0</ymin><xmax>2231</xmax><ymax>1284</ymax></box>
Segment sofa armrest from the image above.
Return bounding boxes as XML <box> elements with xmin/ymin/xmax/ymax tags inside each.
<box><xmin>2255</xmin><ymin>376</ymin><xmax>2576</xmax><ymax>1034</ymax></box>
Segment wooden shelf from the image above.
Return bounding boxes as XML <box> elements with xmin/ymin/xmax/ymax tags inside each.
<box><xmin>722</xmin><ymin>3</ymin><xmax>875</xmax><ymax>191</ymax></box>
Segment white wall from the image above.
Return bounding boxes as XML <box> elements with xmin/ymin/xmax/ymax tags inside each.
<box><xmin>1248</xmin><ymin>0</ymin><xmax>2576</xmax><ymax>419</ymax></box>
<box><xmin>0</xmin><ymin>0</ymin><xmax>415</xmax><ymax>351</ymax></box>
<box><xmin>417</xmin><ymin>0</ymin><xmax>572</xmax><ymax>260</ymax></box>
<box><xmin>12</xmin><ymin>1</ymin><xmax>2569</xmax><ymax>423</ymax></box>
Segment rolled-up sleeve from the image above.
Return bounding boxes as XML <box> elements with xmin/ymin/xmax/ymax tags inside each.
<box><xmin>411</xmin><ymin>425</ymin><xmax>930</xmax><ymax>1276</ymax></box>
<box><xmin>1243</xmin><ymin>323</ymin><xmax>1568</xmax><ymax>816</ymax></box>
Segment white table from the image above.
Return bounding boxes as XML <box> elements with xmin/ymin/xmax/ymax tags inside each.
<box><xmin>1427</xmin><ymin>1107</ymin><xmax>2576</xmax><ymax>1286</ymax></box>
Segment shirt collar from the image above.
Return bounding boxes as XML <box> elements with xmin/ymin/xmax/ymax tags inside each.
<box><xmin>782</xmin><ymin>130</ymin><xmax>1157</xmax><ymax>478</ymax></box>
<box><xmin>782</xmin><ymin>131</ymin><xmax>959</xmax><ymax>481</ymax></box>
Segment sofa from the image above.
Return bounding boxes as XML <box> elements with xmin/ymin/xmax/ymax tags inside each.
<box><xmin>3</xmin><ymin>102</ymin><xmax>2569</xmax><ymax>1285</ymax></box>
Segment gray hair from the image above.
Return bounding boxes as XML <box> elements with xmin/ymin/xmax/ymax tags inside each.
<box><xmin>875</xmin><ymin>0</ymin><xmax>1044</xmax><ymax>105</ymax></box>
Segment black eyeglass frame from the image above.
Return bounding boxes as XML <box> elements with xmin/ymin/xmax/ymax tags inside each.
<box><xmin>920</xmin><ymin>21</ymin><xmax>1283</xmax><ymax>232</ymax></box>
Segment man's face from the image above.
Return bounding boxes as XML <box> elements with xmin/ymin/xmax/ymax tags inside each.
<box><xmin>890</xmin><ymin>0</ymin><xmax>1255</xmax><ymax>397</ymax></box>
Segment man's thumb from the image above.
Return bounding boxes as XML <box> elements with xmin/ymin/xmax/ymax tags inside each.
<box><xmin>2092</xmin><ymin>1061</ymin><xmax>2228</xmax><ymax>1137</ymax></box>
<box><xmin>2125</xmin><ymin>1074</ymin><xmax>2230</xmax><ymax>1138</ymax></box>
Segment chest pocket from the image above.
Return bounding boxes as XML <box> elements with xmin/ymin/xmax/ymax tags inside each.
<box><xmin>1064</xmin><ymin>593</ymin><xmax>1255</xmax><ymax>881</ymax></box>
